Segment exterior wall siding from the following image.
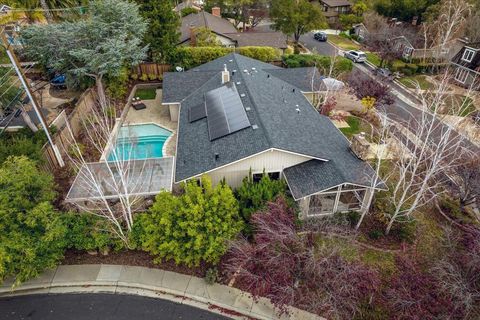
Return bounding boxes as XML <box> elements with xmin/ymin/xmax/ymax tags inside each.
<box><xmin>167</xmin><ymin>103</ymin><xmax>180</xmax><ymax>122</ymax></box>
<box><xmin>205</xmin><ymin>149</ymin><xmax>312</xmax><ymax>188</ymax></box>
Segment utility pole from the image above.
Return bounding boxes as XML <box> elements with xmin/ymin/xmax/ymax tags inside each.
<box><xmin>0</xmin><ymin>29</ymin><xmax>64</xmax><ymax>167</ymax></box>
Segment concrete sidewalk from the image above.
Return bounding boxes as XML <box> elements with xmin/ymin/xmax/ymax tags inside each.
<box><xmin>0</xmin><ymin>264</ymin><xmax>324</xmax><ymax>320</ymax></box>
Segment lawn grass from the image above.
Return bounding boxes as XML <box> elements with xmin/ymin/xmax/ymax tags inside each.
<box><xmin>135</xmin><ymin>88</ymin><xmax>157</xmax><ymax>100</ymax></box>
<box><xmin>339</xmin><ymin>115</ymin><xmax>371</xmax><ymax>139</ymax></box>
<box><xmin>366</xmin><ymin>52</ymin><xmax>381</xmax><ymax>67</ymax></box>
<box><xmin>398</xmin><ymin>75</ymin><xmax>433</xmax><ymax>90</ymax></box>
<box><xmin>340</xmin><ymin>116</ymin><xmax>360</xmax><ymax>138</ymax></box>
<box><xmin>328</xmin><ymin>35</ymin><xmax>361</xmax><ymax>51</ymax></box>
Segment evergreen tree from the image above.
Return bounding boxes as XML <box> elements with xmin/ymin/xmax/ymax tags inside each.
<box><xmin>135</xmin><ymin>0</ymin><xmax>180</xmax><ymax>63</ymax></box>
<box><xmin>235</xmin><ymin>171</ymin><xmax>287</xmax><ymax>223</ymax></box>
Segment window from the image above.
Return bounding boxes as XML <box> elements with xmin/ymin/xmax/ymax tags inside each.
<box><xmin>455</xmin><ymin>68</ymin><xmax>469</xmax><ymax>84</ymax></box>
<box><xmin>308</xmin><ymin>194</ymin><xmax>336</xmax><ymax>216</ymax></box>
<box><xmin>252</xmin><ymin>172</ymin><xmax>280</xmax><ymax>183</ymax></box>
<box><xmin>462</xmin><ymin>49</ymin><xmax>475</xmax><ymax>62</ymax></box>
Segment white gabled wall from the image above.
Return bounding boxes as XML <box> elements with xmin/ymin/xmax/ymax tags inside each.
<box><xmin>206</xmin><ymin>149</ymin><xmax>312</xmax><ymax>188</ymax></box>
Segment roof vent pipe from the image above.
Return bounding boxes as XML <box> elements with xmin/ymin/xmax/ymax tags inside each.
<box><xmin>222</xmin><ymin>64</ymin><xmax>230</xmax><ymax>84</ymax></box>
<box><xmin>214</xmin><ymin>153</ymin><xmax>220</xmax><ymax>160</ymax></box>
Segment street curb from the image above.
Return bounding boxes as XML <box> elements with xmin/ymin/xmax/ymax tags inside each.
<box><xmin>0</xmin><ymin>283</ymin><xmax>252</xmax><ymax>320</ymax></box>
<box><xmin>0</xmin><ymin>265</ymin><xmax>324</xmax><ymax>320</ymax></box>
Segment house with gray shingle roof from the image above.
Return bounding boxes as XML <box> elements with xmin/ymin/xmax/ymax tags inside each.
<box><xmin>179</xmin><ymin>8</ymin><xmax>288</xmax><ymax>51</ymax></box>
<box><xmin>162</xmin><ymin>53</ymin><xmax>384</xmax><ymax>218</ymax></box>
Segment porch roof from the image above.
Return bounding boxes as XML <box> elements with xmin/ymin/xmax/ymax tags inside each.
<box><xmin>283</xmin><ymin>160</ymin><xmax>386</xmax><ymax>200</ymax></box>
<box><xmin>65</xmin><ymin>157</ymin><xmax>174</xmax><ymax>202</ymax></box>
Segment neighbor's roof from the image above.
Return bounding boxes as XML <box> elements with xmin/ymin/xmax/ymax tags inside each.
<box><xmin>224</xmin><ymin>32</ymin><xmax>288</xmax><ymax>49</ymax></box>
<box><xmin>320</xmin><ymin>0</ymin><xmax>352</xmax><ymax>7</ymax></box>
<box><xmin>165</xmin><ymin>53</ymin><xmax>380</xmax><ymax>192</ymax></box>
<box><xmin>174</xmin><ymin>2</ymin><xmax>201</xmax><ymax>12</ymax></box>
<box><xmin>451</xmin><ymin>43</ymin><xmax>480</xmax><ymax>71</ymax></box>
<box><xmin>179</xmin><ymin>11</ymin><xmax>237</xmax><ymax>44</ymax></box>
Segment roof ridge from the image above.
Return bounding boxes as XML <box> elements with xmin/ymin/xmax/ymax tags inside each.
<box><xmin>180</xmin><ymin>71</ymin><xmax>221</xmax><ymax>102</ymax></box>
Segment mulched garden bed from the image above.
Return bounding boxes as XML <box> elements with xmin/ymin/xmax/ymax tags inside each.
<box><xmin>62</xmin><ymin>249</ymin><xmax>212</xmax><ymax>278</ymax></box>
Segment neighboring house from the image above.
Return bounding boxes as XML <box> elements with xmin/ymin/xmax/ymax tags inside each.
<box><xmin>393</xmin><ymin>36</ymin><xmax>465</xmax><ymax>61</ymax></box>
<box><xmin>173</xmin><ymin>0</ymin><xmax>201</xmax><ymax>13</ymax></box>
<box><xmin>352</xmin><ymin>23</ymin><xmax>368</xmax><ymax>41</ymax></box>
<box><xmin>179</xmin><ymin>9</ymin><xmax>238</xmax><ymax>47</ymax></box>
<box><xmin>162</xmin><ymin>53</ymin><xmax>384</xmax><ymax>218</ymax></box>
<box><xmin>450</xmin><ymin>43</ymin><xmax>480</xmax><ymax>89</ymax></box>
<box><xmin>179</xmin><ymin>8</ymin><xmax>288</xmax><ymax>51</ymax></box>
<box><xmin>317</xmin><ymin>0</ymin><xmax>352</xmax><ymax>24</ymax></box>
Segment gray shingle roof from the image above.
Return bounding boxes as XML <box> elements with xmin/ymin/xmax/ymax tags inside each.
<box><xmin>283</xmin><ymin>159</ymin><xmax>385</xmax><ymax>200</ymax></box>
<box><xmin>224</xmin><ymin>32</ymin><xmax>288</xmax><ymax>49</ymax></box>
<box><xmin>169</xmin><ymin>53</ymin><xmax>380</xmax><ymax>195</ymax></box>
<box><xmin>179</xmin><ymin>11</ymin><xmax>237</xmax><ymax>44</ymax></box>
<box><xmin>265</xmin><ymin>67</ymin><xmax>326</xmax><ymax>92</ymax></box>
<box><xmin>162</xmin><ymin>71</ymin><xmax>219</xmax><ymax>103</ymax></box>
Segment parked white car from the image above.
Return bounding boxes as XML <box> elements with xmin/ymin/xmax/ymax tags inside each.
<box><xmin>344</xmin><ymin>50</ymin><xmax>367</xmax><ymax>63</ymax></box>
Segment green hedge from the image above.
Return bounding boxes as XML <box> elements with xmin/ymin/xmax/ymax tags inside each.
<box><xmin>62</xmin><ymin>213</ymin><xmax>125</xmax><ymax>253</ymax></box>
<box><xmin>283</xmin><ymin>54</ymin><xmax>353</xmax><ymax>77</ymax></box>
<box><xmin>169</xmin><ymin>46</ymin><xmax>281</xmax><ymax>69</ymax></box>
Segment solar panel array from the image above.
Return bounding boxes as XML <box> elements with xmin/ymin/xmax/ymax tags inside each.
<box><xmin>204</xmin><ymin>83</ymin><xmax>251</xmax><ymax>141</ymax></box>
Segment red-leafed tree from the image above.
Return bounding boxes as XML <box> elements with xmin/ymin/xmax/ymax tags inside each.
<box><xmin>347</xmin><ymin>69</ymin><xmax>395</xmax><ymax>107</ymax></box>
<box><xmin>385</xmin><ymin>255</ymin><xmax>460</xmax><ymax>320</ymax></box>
<box><xmin>225</xmin><ymin>197</ymin><xmax>380</xmax><ymax>319</ymax></box>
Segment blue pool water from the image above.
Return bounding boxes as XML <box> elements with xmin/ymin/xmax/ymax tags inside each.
<box><xmin>107</xmin><ymin>124</ymin><xmax>172</xmax><ymax>161</ymax></box>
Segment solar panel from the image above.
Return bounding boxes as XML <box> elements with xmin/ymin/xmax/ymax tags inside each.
<box><xmin>188</xmin><ymin>103</ymin><xmax>206</xmax><ymax>122</ymax></box>
<box><xmin>205</xmin><ymin>82</ymin><xmax>251</xmax><ymax>141</ymax></box>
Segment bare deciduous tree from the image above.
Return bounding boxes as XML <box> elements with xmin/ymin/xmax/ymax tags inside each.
<box><xmin>379</xmin><ymin>70</ymin><xmax>474</xmax><ymax>234</ymax></box>
<box><xmin>62</xmin><ymin>95</ymin><xmax>155</xmax><ymax>245</ymax></box>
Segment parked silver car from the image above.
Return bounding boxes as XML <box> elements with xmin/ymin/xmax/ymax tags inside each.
<box><xmin>344</xmin><ymin>50</ymin><xmax>367</xmax><ymax>63</ymax></box>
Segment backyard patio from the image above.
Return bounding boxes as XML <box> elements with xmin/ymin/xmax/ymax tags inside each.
<box><xmin>124</xmin><ymin>87</ymin><xmax>178</xmax><ymax>157</ymax></box>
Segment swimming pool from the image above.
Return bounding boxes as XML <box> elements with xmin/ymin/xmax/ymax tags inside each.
<box><xmin>107</xmin><ymin>124</ymin><xmax>172</xmax><ymax>161</ymax></box>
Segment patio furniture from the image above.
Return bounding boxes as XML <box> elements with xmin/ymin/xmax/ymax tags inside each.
<box><xmin>133</xmin><ymin>102</ymin><xmax>146</xmax><ymax>110</ymax></box>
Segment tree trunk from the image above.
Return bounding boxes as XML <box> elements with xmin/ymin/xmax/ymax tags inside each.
<box><xmin>39</xmin><ymin>0</ymin><xmax>53</xmax><ymax>23</ymax></box>
<box><xmin>96</xmin><ymin>75</ymin><xmax>107</xmax><ymax>109</ymax></box>
<box><xmin>21</xmin><ymin>107</ymin><xmax>39</xmax><ymax>132</ymax></box>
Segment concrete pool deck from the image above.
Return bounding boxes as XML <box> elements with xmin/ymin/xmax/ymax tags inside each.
<box><xmin>124</xmin><ymin>89</ymin><xmax>177</xmax><ymax>157</ymax></box>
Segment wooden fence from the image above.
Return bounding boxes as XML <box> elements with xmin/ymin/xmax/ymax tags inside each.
<box><xmin>40</xmin><ymin>89</ymin><xmax>95</xmax><ymax>173</ymax></box>
<box><xmin>132</xmin><ymin>63</ymin><xmax>171</xmax><ymax>79</ymax></box>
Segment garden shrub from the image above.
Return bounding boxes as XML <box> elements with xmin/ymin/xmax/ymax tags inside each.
<box><xmin>368</xmin><ymin>230</ymin><xmax>383</xmax><ymax>240</ymax></box>
<box><xmin>389</xmin><ymin>217</ymin><xmax>416</xmax><ymax>243</ymax></box>
<box><xmin>62</xmin><ymin>212</ymin><xmax>125</xmax><ymax>253</ymax></box>
<box><xmin>0</xmin><ymin>129</ymin><xmax>47</xmax><ymax>164</ymax></box>
<box><xmin>235</xmin><ymin>172</ymin><xmax>287</xmax><ymax>223</ymax></box>
<box><xmin>180</xmin><ymin>7</ymin><xmax>198</xmax><ymax>17</ymax></box>
<box><xmin>0</xmin><ymin>156</ymin><xmax>67</xmax><ymax>286</ymax></box>
<box><xmin>237</xmin><ymin>46</ymin><xmax>281</xmax><ymax>62</ymax></box>
<box><xmin>170</xmin><ymin>46</ymin><xmax>280</xmax><ymax>70</ymax></box>
<box><xmin>204</xmin><ymin>267</ymin><xmax>218</xmax><ymax>285</ymax></box>
<box><xmin>133</xmin><ymin>175</ymin><xmax>243</xmax><ymax>266</ymax></box>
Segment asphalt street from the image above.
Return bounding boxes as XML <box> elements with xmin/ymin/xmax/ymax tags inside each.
<box><xmin>300</xmin><ymin>35</ymin><xmax>479</xmax><ymax>154</ymax></box>
<box><xmin>0</xmin><ymin>293</ymin><xmax>230</xmax><ymax>320</ymax></box>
